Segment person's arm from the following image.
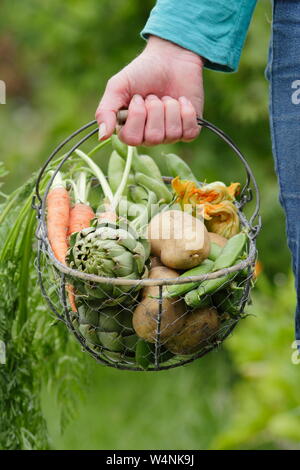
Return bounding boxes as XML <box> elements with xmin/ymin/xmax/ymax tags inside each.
<box><xmin>141</xmin><ymin>0</ymin><xmax>257</xmax><ymax>73</ymax></box>
<box><xmin>95</xmin><ymin>1</ymin><xmax>257</xmax><ymax>145</ymax></box>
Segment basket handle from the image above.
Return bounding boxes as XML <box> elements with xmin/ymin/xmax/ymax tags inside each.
<box><xmin>34</xmin><ymin>112</ymin><xmax>260</xmax><ymax>237</ymax></box>
<box><xmin>116</xmin><ymin>110</ymin><xmax>260</xmax><ymax>232</ymax></box>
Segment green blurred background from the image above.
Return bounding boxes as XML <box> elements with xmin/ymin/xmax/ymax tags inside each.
<box><xmin>1</xmin><ymin>0</ymin><xmax>300</xmax><ymax>450</ymax></box>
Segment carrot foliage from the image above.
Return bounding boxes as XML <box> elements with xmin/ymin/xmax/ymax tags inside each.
<box><xmin>0</xmin><ymin>163</ymin><xmax>89</xmax><ymax>450</ymax></box>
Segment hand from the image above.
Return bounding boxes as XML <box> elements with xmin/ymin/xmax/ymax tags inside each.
<box><xmin>95</xmin><ymin>36</ymin><xmax>204</xmax><ymax>145</ymax></box>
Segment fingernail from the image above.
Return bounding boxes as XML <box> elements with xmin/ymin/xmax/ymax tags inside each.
<box><xmin>98</xmin><ymin>123</ymin><xmax>107</xmax><ymax>140</ymax></box>
<box><xmin>133</xmin><ymin>94</ymin><xmax>144</xmax><ymax>104</ymax></box>
<box><xmin>146</xmin><ymin>94</ymin><xmax>158</xmax><ymax>101</ymax></box>
<box><xmin>179</xmin><ymin>96</ymin><xmax>190</xmax><ymax>105</ymax></box>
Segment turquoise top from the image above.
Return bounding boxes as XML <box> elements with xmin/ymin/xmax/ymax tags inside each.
<box><xmin>141</xmin><ymin>0</ymin><xmax>257</xmax><ymax>72</ymax></box>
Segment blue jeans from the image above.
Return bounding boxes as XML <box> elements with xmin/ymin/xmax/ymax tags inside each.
<box><xmin>267</xmin><ymin>0</ymin><xmax>300</xmax><ymax>341</ymax></box>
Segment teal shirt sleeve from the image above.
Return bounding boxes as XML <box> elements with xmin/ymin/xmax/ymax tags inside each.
<box><xmin>141</xmin><ymin>0</ymin><xmax>257</xmax><ymax>72</ymax></box>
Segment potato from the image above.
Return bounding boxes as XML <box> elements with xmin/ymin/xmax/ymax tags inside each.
<box><xmin>208</xmin><ymin>232</ymin><xmax>227</xmax><ymax>248</ymax></box>
<box><xmin>150</xmin><ymin>256</ymin><xmax>163</xmax><ymax>269</ymax></box>
<box><xmin>147</xmin><ymin>210</ymin><xmax>210</xmax><ymax>270</ymax></box>
<box><xmin>165</xmin><ymin>307</ymin><xmax>220</xmax><ymax>355</ymax></box>
<box><xmin>133</xmin><ymin>266</ymin><xmax>186</xmax><ymax>343</ymax></box>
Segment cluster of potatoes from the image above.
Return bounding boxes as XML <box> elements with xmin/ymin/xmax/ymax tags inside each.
<box><xmin>133</xmin><ymin>210</ymin><xmax>224</xmax><ymax>355</ymax></box>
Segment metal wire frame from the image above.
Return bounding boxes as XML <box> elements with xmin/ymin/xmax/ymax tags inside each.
<box><xmin>33</xmin><ymin>118</ymin><xmax>261</xmax><ymax>371</ymax></box>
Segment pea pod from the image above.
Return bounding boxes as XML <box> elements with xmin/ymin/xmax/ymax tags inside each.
<box><xmin>129</xmin><ymin>185</ymin><xmax>148</xmax><ymax>204</ymax></box>
<box><xmin>164</xmin><ymin>259</ymin><xmax>214</xmax><ymax>298</ymax></box>
<box><xmin>129</xmin><ymin>185</ymin><xmax>158</xmax><ymax>209</ymax></box>
<box><xmin>133</xmin><ymin>154</ymin><xmax>162</xmax><ymax>181</ymax></box>
<box><xmin>118</xmin><ymin>197</ymin><xmax>145</xmax><ymax>222</ymax></box>
<box><xmin>208</xmin><ymin>242</ymin><xmax>223</xmax><ymax>261</ymax></box>
<box><xmin>213</xmin><ymin>232</ymin><xmax>247</xmax><ymax>271</ymax></box>
<box><xmin>111</xmin><ymin>134</ymin><xmax>128</xmax><ymax>159</ymax></box>
<box><xmin>135</xmin><ymin>172</ymin><xmax>172</xmax><ymax>203</ymax></box>
<box><xmin>108</xmin><ymin>151</ymin><xmax>135</xmax><ymax>195</ymax></box>
<box><xmin>163</xmin><ymin>153</ymin><xmax>198</xmax><ymax>184</ymax></box>
<box><xmin>185</xmin><ymin>244</ymin><xmax>246</xmax><ymax>308</ymax></box>
<box><xmin>108</xmin><ymin>151</ymin><xmax>125</xmax><ymax>193</ymax></box>
<box><xmin>185</xmin><ymin>271</ymin><xmax>236</xmax><ymax>308</ymax></box>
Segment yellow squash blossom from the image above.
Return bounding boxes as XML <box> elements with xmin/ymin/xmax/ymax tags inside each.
<box><xmin>172</xmin><ymin>177</ymin><xmax>240</xmax><ymax>238</ymax></box>
<box><xmin>204</xmin><ymin>200</ymin><xmax>240</xmax><ymax>239</ymax></box>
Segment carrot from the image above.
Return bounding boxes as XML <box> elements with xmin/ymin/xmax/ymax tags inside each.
<box><xmin>47</xmin><ymin>172</ymin><xmax>70</xmax><ymax>264</ymax></box>
<box><xmin>66</xmin><ymin>284</ymin><xmax>77</xmax><ymax>313</ymax></box>
<box><xmin>67</xmin><ymin>202</ymin><xmax>95</xmax><ymax>312</ymax></box>
<box><xmin>67</xmin><ymin>171</ymin><xmax>96</xmax><ymax>312</ymax></box>
<box><xmin>67</xmin><ymin>203</ymin><xmax>95</xmax><ymax>313</ymax></box>
<box><xmin>68</xmin><ymin>203</ymin><xmax>95</xmax><ymax>235</ymax></box>
<box><xmin>46</xmin><ymin>172</ymin><xmax>78</xmax><ymax>312</ymax></box>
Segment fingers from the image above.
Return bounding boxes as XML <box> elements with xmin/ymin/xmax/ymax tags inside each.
<box><xmin>144</xmin><ymin>95</ymin><xmax>165</xmax><ymax>145</ymax></box>
<box><xmin>95</xmin><ymin>74</ymin><xmax>128</xmax><ymax>140</ymax></box>
<box><xmin>96</xmin><ymin>81</ymin><xmax>199</xmax><ymax>145</ymax></box>
<box><xmin>179</xmin><ymin>96</ymin><xmax>200</xmax><ymax>142</ymax></box>
<box><xmin>145</xmin><ymin>95</ymin><xmax>198</xmax><ymax>144</ymax></box>
<box><xmin>162</xmin><ymin>96</ymin><xmax>182</xmax><ymax>144</ymax></box>
<box><xmin>118</xmin><ymin>95</ymin><xmax>147</xmax><ymax>146</ymax></box>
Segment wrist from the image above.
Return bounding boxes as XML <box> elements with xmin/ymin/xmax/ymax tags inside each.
<box><xmin>145</xmin><ymin>35</ymin><xmax>205</xmax><ymax>68</ymax></box>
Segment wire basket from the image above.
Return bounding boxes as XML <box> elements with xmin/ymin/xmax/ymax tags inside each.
<box><xmin>33</xmin><ymin>118</ymin><xmax>261</xmax><ymax>371</ymax></box>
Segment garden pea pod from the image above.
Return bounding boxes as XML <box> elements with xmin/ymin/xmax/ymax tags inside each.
<box><xmin>163</xmin><ymin>153</ymin><xmax>198</xmax><ymax>184</ymax></box>
<box><xmin>111</xmin><ymin>134</ymin><xmax>128</xmax><ymax>159</ymax></box>
<box><xmin>129</xmin><ymin>185</ymin><xmax>148</xmax><ymax>204</ymax></box>
<box><xmin>185</xmin><ymin>271</ymin><xmax>236</xmax><ymax>308</ymax></box>
<box><xmin>164</xmin><ymin>259</ymin><xmax>214</xmax><ymax>298</ymax></box>
<box><xmin>129</xmin><ymin>185</ymin><xmax>158</xmax><ymax>209</ymax></box>
<box><xmin>213</xmin><ymin>232</ymin><xmax>247</xmax><ymax>271</ymax></box>
<box><xmin>108</xmin><ymin>151</ymin><xmax>125</xmax><ymax>193</ymax></box>
<box><xmin>135</xmin><ymin>172</ymin><xmax>172</xmax><ymax>203</ymax></box>
<box><xmin>108</xmin><ymin>151</ymin><xmax>135</xmax><ymax>195</ymax></box>
<box><xmin>208</xmin><ymin>243</ymin><xmax>223</xmax><ymax>262</ymax></box>
<box><xmin>132</xmin><ymin>154</ymin><xmax>162</xmax><ymax>181</ymax></box>
<box><xmin>183</xmin><ymin>288</ymin><xmax>200</xmax><ymax>308</ymax></box>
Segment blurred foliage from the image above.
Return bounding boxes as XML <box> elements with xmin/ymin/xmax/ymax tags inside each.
<box><xmin>1</xmin><ymin>0</ymin><xmax>299</xmax><ymax>451</ymax></box>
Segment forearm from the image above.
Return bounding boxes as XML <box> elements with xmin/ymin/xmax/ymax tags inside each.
<box><xmin>141</xmin><ymin>0</ymin><xmax>257</xmax><ymax>72</ymax></box>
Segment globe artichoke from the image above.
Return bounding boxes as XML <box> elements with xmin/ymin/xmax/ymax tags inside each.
<box><xmin>71</xmin><ymin>300</ymin><xmax>140</xmax><ymax>365</ymax></box>
<box><xmin>66</xmin><ymin>217</ymin><xmax>150</xmax><ymax>306</ymax></box>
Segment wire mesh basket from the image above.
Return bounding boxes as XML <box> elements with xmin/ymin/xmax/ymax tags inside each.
<box><xmin>33</xmin><ymin>117</ymin><xmax>261</xmax><ymax>371</ymax></box>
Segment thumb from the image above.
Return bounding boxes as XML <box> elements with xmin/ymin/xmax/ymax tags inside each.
<box><xmin>95</xmin><ymin>74</ymin><xmax>128</xmax><ymax>140</ymax></box>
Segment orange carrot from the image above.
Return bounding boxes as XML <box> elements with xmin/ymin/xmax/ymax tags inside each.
<box><xmin>47</xmin><ymin>184</ymin><xmax>70</xmax><ymax>265</ymax></box>
<box><xmin>47</xmin><ymin>173</ymin><xmax>77</xmax><ymax>311</ymax></box>
<box><xmin>68</xmin><ymin>203</ymin><xmax>95</xmax><ymax>235</ymax></box>
<box><xmin>66</xmin><ymin>284</ymin><xmax>77</xmax><ymax>313</ymax></box>
<box><xmin>67</xmin><ymin>203</ymin><xmax>95</xmax><ymax>312</ymax></box>
<box><xmin>66</xmin><ymin>172</ymin><xmax>96</xmax><ymax>312</ymax></box>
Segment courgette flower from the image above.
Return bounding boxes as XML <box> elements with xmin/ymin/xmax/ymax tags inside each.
<box><xmin>171</xmin><ymin>177</ymin><xmax>240</xmax><ymax>238</ymax></box>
